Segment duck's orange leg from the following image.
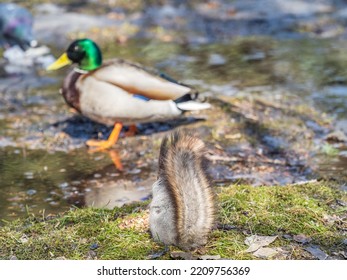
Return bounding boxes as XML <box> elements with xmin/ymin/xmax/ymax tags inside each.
<box><xmin>86</xmin><ymin>122</ymin><xmax>123</xmax><ymax>151</ymax></box>
<box><xmin>125</xmin><ymin>124</ymin><xmax>138</xmax><ymax>137</ymax></box>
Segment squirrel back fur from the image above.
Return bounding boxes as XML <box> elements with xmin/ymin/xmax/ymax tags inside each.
<box><xmin>149</xmin><ymin>131</ymin><xmax>216</xmax><ymax>250</ymax></box>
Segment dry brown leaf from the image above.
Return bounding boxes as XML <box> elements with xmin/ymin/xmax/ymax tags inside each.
<box><xmin>245</xmin><ymin>235</ymin><xmax>278</xmax><ymax>253</ymax></box>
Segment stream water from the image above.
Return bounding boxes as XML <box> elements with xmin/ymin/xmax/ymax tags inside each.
<box><xmin>0</xmin><ymin>37</ymin><xmax>346</xmax><ymax>222</ymax></box>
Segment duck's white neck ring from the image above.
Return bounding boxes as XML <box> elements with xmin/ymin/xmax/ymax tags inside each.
<box><xmin>73</xmin><ymin>67</ymin><xmax>89</xmax><ymax>74</ymax></box>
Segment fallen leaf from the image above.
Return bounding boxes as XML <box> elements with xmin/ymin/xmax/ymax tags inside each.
<box><xmin>305</xmin><ymin>246</ymin><xmax>328</xmax><ymax>260</ymax></box>
<box><xmin>273</xmin><ymin>247</ymin><xmax>291</xmax><ymax>259</ymax></box>
<box><xmin>338</xmin><ymin>251</ymin><xmax>347</xmax><ymax>259</ymax></box>
<box><xmin>325</xmin><ymin>131</ymin><xmax>347</xmax><ymax>143</ymax></box>
<box><xmin>225</xmin><ymin>133</ymin><xmax>242</xmax><ymax>140</ymax></box>
<box><xmin>198</xmin><ymin>255</ymin><xmax>221</xmax><ymax>260</ymax></box>
<box><xmin>245</xmin><ymin>235</ymin><xmax>278</xmax><ymax>253</ymax></box>
<box><xmin>148</xmin><ymin>250</ymin><xmax>167</xmax><ymax>259</ymax></box>
<box><xmin>336</xmin><ymin>199</ymin><xmax>347</xmax><ymax>207</ymax></box>
<box><xmin>323</xmin><ymin>214</ymin><xmax>340</xmax><ymax>226</ymax></box>
<box><xmin>253</xmin><ymin>247</ymin><xmax>278</xmax><ymax>259</ymax></box>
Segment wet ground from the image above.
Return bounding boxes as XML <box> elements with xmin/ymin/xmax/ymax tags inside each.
<box><xmin>0</xmin><ymin>0</ymin><xmax>347</xmax><ymax>221</ymax></box>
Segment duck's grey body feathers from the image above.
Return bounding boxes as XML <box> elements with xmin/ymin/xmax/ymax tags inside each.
<box><xmin>77</xmin><ymin>73</ymin><xmax>181</xmax><ymax>125</ymax></box>
<box><xmin>149</xmin><ymin>132</ymin><xmax>215</xmax><ymax>250</ymax></box>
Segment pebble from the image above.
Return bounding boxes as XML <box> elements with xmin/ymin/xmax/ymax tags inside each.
<box><xmin>24</xmin><ymin>171</ymin><xmax>34</xmax><ymax>179</ymax></box>
<box><xmin>49</xmin><ymin>201</ymin><xmax>60</xmax><ymax>207</ymax></box>
<box><xmin>126</xmin><ymin>168</ymin><xmax>141</xmax><ymax>175</ymax></box>
<box><xmin>26</xmin><ymin>189</ymin><xmax>37</xmax><ymax>196</ymax></box>
<box><xmin>59</xmin><ymin>182</ymin><xmax>69</xmax><ymax>188</ymax></box>
<box><xmin>208</xmin><ymin>53</ymin><xmax>227</xmax><ymax>66</ymax></box>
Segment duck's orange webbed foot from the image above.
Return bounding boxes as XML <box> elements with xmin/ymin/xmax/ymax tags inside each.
<box><xmin>86</xmin><ymin>122</ymin><xmax>123</xmax><ymax>152</ymax></box>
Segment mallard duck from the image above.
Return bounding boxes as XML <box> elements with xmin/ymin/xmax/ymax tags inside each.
<box><xmin>47</xmin><ymin>38</ymin><xmax>210</xmax><ymax>150</ymax></box>
<box><xmin>0</xmin><ymin>3</ymin><xmax>37</xmax><ymax>50</ymax></box>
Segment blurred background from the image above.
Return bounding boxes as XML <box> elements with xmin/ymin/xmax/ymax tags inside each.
<box><xmin>0</xmin><ymin>0</ymin><xmax>346</xmax><ymax>221</ymax></box>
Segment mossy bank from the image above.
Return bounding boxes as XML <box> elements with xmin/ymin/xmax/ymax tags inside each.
<box><xmin>1</xmin><ymin>181</ymin><xmax>346</xmax><ymax>260</ymax></box>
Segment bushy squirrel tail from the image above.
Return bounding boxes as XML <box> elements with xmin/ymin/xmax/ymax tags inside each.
<box><xmin>149</xmin><ymin>131</ymin><xmax>216</xmax><ymax>250</ymax></box>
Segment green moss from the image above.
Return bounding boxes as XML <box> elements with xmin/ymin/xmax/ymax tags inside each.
<box><xmin>217</xmin><ymin>182</ymin><xmax>346</xmax><ymax>246</ymax></box>
<box><xmin>0</xmin><ymin>182</ymin><xmax>345</xmax><ymax>260</ymax></box>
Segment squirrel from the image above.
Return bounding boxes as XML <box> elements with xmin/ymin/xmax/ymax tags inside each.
<box><xmin>149</xmin><ymin>131</ymin><xmax>216</xmax><ymax>251</ymax></box>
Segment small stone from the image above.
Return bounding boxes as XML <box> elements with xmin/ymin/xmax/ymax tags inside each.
<box><xmin>59</xmin><ymin>182</ymin><xmax>69</xmax><ymax>188</ymax></box>
<box><xmin>49</xmin><ymin>201</ymin><xmax>59</xmax><ymax>206</ymax></box>
<box><xmin>86</xmin><ymin>250</ymin><xmax>97</xmax><ymax>260</ymax></box>
<box><xmin>243</xmin><ymin>52</ymin><xmax>266</xmax><ymax>61</ymax></box>
<box><xmin>126</xmin><ymin>169</ymin><xmax>141</xmax><ymax>175</ymax></box>
<box><xmin>208</xmin><ymin>53</ymin><xmax>226</xmax><ymax>66</ymax></box>
<box><xmin>90</xmin><ymin>243</ymin><xmax>99</xmax><ymax>250</ymax></box>
<box><xmin>24</xmin><ymin>171</ymin><xmax>34</xmax><ymax>179</ymax></box>
<box><xmin>54</xmin><ymin>256</ymin><xmax>66</xmax><ymax>260</ymax></box>
<box><xmin>282</xmin><ymin>234</ymin><xmax>292</xmax><ymax>240</ymax></box>
<box><xmin>26</xmin><ymin>189</ymin><xmax>37</xmax><ymax>196</ymax></box>
<box><xmin>20</xmin><ymin>234</ymin><xmax>29</xmax><ymax>244</ymax></box>
<box><xmin>293</xmin><ymin>234</ymin><xmax>312</xmax><ymax>244</ymax></box>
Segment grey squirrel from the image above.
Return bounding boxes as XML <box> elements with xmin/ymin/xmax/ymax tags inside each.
<box><xmin>149</xmin><ymin>131</ymin><xmax>216</xmax><ymax>251</ymax></box>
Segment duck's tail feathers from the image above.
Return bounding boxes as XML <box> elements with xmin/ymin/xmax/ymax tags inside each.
<box><xmin>176</xmin><ymin>100</ymin><xmax>211</xmax><ymax>111</ymax></box>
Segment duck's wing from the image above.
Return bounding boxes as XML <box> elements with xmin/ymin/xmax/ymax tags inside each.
<box><xmin>91</xmin><ymin>59</ymin><xmax>196</xmax><ymax>101</ymax></box>
<box><xmin>76</xmin><ymin>74</ymin><xmax>183</xmax><ymax>126</ymax></box>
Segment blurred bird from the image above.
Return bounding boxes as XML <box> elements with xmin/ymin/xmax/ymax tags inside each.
<box><xmin>0</xmin><ymin>3</ymin><xmax>37</xmax><ymax>50</ymax></box>
<box><xmin>47</xmin><ymin>38</ymin><xmax>211</xmax><ymax>151</ymax></box>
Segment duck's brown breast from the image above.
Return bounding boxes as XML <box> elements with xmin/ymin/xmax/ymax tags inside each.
<box><xmin>62</xmin><ymin>71</ymin><xmax>82</xmax><ymax>112</ymax></box>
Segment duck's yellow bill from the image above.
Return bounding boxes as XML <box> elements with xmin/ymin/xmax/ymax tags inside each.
<box><xmin>46</xmin><ymin>53</ymin><xmax>72</xmax><ymax>71</ymax></box>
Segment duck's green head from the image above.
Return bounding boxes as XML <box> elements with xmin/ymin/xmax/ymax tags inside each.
<box><xmin>47</xmin><ymin>39</ymin><xmax>102</xmax><ymax>71</ymax></box>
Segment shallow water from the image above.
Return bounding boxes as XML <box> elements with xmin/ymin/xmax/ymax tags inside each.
<box><xmin>0</xmin><ymin>147</ymin><xmax>154</xmax><ymax>221</ymax></box>
<box><xmin>0</xmin><ymin>37</ymin><xmax>346</xmax><ymax>221</ymax></box>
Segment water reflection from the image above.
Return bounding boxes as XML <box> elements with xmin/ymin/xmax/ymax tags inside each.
<box><xmin>318</xmin><ymin>145</ymin><xmax>347</xmax><ymax>185</ymax></box>
<box><xmin>84</xmin><ymin>176</ymin><xmax>154</xmax><ymax>209</ymax></box>
<box><xmin>0</xmin><ymin>147</ymin><xmax>154</xmax><ymax>221</ymax></box>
